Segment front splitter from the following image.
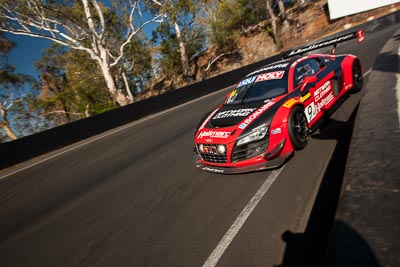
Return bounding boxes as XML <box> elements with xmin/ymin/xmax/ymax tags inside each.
<box><xmin>196</xmin><ymin>152</ymin><xmax>293</xmax><ymax>174</ymax></box>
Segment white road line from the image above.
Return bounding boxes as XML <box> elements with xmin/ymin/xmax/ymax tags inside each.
<box><xmin>0</xmin><ymin>88</ymin><xmax>229</xmax><ymax>181</ymax></box>
<box><xmin>397</xmin><ymin>46</ymin><xmax>400</xmax><ymax>128</ymax></box>
<box><xmin>363</xmin><ymin>68</ymin><xmax>372</xmax><ymax>77</ymax></box>
<box><xmin>202</xmin><ymin>167</ymin><xmax>284</xmax><ymax>267</ymax></box>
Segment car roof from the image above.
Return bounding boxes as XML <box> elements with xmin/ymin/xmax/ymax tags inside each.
<box><xmin>245</xmin><ymin>57</ymin><xmax>300</xmax><ymax>78</ymax></box>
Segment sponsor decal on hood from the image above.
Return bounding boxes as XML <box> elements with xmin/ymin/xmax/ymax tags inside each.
<box><xmin>238</xmin><ymin>101</ymin><xmax>276</xmax><ymax>129</ymax></box>
<box><xmin>210</xmin><ymin>99</ymin><xmax>279</xmax><ymax>128</ymax></box>
<box><xmin>198</xmin><ymin>130</ymin><xmax>231</xmax><ymax>139</ymax></box>
<box><xmin>213</xmin><ymin>108</ymin><xmax>256</xmax><ymax>119</ymax></box>
<box><xmin>210</xmin><ymin>102</ymin><xmax>265</xmax><ymax>127</ymax></box>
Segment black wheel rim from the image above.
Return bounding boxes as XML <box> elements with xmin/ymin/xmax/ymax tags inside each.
<box><xmin>353</xmin><ymin>63</ymin><xmax>363</xmax><ymax>89</ymax></box>
<box><xmin>293</xmin><ymin>111</ymin><xmax>309</xmax><ymax>143</ymax></box>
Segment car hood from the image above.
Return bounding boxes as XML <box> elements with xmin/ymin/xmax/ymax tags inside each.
<box><xmin>210</xmin><ymin>102</ymin><xmax>264</xmax><ymax>128</ymax></box>
<box><xmin>196</xmin><ymin>94</ymin><xmax>294</xmax><ymax>143</ymax></box>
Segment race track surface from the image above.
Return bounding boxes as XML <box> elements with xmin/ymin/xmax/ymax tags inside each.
<box><xmin>0</xmin><ymin>18</ymin><xmax>399</xmax><ymax>267</ymax></box>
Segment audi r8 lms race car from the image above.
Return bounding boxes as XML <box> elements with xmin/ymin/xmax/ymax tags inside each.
<box><xmin>194</xmin><ymin>30</ymin><xmax>365</xmax><ymax>174</ymax></box>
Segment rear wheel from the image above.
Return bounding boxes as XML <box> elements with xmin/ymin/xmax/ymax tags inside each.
<box><xmin>351</xmin><ymin>60</ymin><xmax>363</xmax><ymax>93</ymax></box>
<box><xmin>288</xmin><ymin>106</ymin><xmax>309</xmax><ymax>150</ymax></box>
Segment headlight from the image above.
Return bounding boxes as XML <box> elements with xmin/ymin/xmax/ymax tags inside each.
<box><xmin>237</xmin><ymin>124</ymin><xmax>269</xmax><ymax>146</ymax></box>
<box><xmin>216</xmin><ymin>144</ymin><xmax>226</xmax><ymax>154</ymax></box>
<box><xmin>198</xmin><ymin>144</ymin><xmax>204</xmax><ymax>153</ymax></box>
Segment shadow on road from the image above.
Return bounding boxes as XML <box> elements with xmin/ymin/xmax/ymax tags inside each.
<box><xmin>323</xmin><ymin>220</ymin><xmax>380</xmax><ymax>267</ymax></box>
<box><xmin>274</xmin><ymin>104</ymin><xmax>380</xmax><ymax>267</ymax></box>
<box><xmin>372</xmin><ymin>50</ymin><xmax>399</xmax><ymax>73</ymax></box>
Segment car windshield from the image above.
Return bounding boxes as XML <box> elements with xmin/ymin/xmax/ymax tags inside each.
<box><xmin>227</xmin><ymin>79</ymin><xmax>288</xmax><ymax>105</ymax></box>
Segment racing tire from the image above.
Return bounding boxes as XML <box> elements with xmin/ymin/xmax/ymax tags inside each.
<box><xmin>288</xmin><ymin>105</ymin><xmax>309</xmax><ymax>150</ymax></box>
<box><xmin>351</xmin><ymin>60</ymin><xmax>363</xmax><ymax>93</ymax></box>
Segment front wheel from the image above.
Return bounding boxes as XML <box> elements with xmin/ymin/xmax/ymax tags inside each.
<box><xmin>288</xmin><ymin>106</ymin><xmax>309</xmax><ymax>150</ymax></box>
<box><xmin>351</xmin><ymin>60</ymin><xmax>363</xmax><ymax>93</ymax></box>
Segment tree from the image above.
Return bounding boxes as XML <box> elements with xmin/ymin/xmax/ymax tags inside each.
<box><xmin>266</xmin><ymin>0</ymin><xmax>280</xmax><ymax>46</ymax></box>
<box><xmin>149</xmin><ymin>0</ymin><xmax>204</xmax><ymax>81</ymax></box>
<box><xmin>0</xmin><ymin>0</ymin><xmax>164</xmax><ymax>106</ymax></box>
<box><xmin>0</xmin><ymin>100</ymin><xmax>18</xmax><ymax>141</ymax></box>
<box><xmin>208</xmin><ymin>0</ymin><xmax>242</xmax><ymax>53</ymax></box>
<box><xmin>265</xmin><ymin>0</ymin><xmax>293</xmax><ymax>47</ymax></box>
<box><xmin>152</xmin><ymin>16</ymin><xmax>205</xmax><ymax>82</ymax></box>
<box><xmin>34</xmin><ymin>43</ymin><xmax>117</xmax><ymax>126</ymax></box>
<box><xmin>115</xmin><ymin>35</ymin><xmax>153</xmax><ymax>97</ymax></box>
<box><xmin>35</xmin><ymin>44</ymin><xmax>76</xmax><ymax>125</ymax></box>
<box><xmin>0</xmin><ymin>32</ymin><xmax>39</xmax><ymax>142</ymax></box>
<box><xmin>0</xmin><ymin>33</ymin><xmax>16</xmax><ymax>141</ymax></box>
<box><xmin>277</xmin><ymin>0</ymin><xmax>287</xmax><ymax>22</ymax></box>
<box><xmin>204</xmin><ymin>0</ymin><xmax>268</xmax><ymax>73</ymax></box>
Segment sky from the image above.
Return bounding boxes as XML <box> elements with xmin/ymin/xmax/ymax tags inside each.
<box><xmin>5</xmin><ymin>6</ymin><xmax>159</xmax><ymax>80</ymax></box>
<box><xmin>6</xmin><ymin>33</ymin><xmax>52</xmax><ymax>79</ymax></box>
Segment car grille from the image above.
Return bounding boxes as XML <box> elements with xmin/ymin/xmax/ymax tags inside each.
<box><xmin>232</xmin><ymin>138</ymin><xmax>269</xmax><ymax>162</ymax></box>
<box><xmin>198</xmin><ymin>144</ymin><xmax>227</xmax><ymax>163</ymax></box>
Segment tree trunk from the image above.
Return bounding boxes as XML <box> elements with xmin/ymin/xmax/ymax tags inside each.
<box><xmin>277</xmin><ymin>0</ymin><xmax>289</xmax><ymax>28</ymax></box>
<box><xmin>173</xmin><ymin>21</ymin><xmax>192</xmax><ymax>80</ymax></box>
<box><xmin>266</xmin><ymin>0</ymin><xmax>281</xmax><ymax>47</ymax></box>
<box><xmin>277</xmin><ymin>0</ymin><xmax>286</xmax><ymax>20</ymax></box>
<box><xmin>97</xmin><ymin>46</ymin><xmax>132</xmax><ymax>106</ymax></box>
<box><xmin>122</xmin><ymin>71</ymin><xmax>134</xmax><ymax>102</ymax></box>
<box><xmin>0</xmin><ymin>107</ymin><xmax>17</xmax><ymax>141</ymax></box>
<box><xmin>1</xmin><ymin>123</ymin><xmax>17</xmax><ymax>141</ymax></box>
<box><xmin>83</xmin><ymin>0</ymin><xmax>132</xmax><ymax>107</ymax></box>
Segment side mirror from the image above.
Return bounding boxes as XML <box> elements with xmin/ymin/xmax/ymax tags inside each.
<box><xmin>224</xmin><ymin>92</ymin><xmax>231</xmax><ymax>104</ymax></box>
<box><xmin>225</xmin><ymin>88</ymin><xmax>238</xmax><ymax>104</ymax></box>
<box><xmin>301</xmin><ymin>75</ymin><xmax>317</xmax><ymax>91</ymax></box>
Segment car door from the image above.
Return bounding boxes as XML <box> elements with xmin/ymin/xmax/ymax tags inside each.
<box><xmin>293</xmin><ymin>57</ymin><xmax>334</xmax><ymax>128</ymax></box>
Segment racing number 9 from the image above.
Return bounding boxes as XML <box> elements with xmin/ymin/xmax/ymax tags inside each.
<box><xmin>305</xmin><ymin>102</ymin><xmax>317</xmax><ymax>122</ymax></box>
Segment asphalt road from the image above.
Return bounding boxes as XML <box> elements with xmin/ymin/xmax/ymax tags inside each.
<box><xmin>324</xmin><ymin>26</ymin><xmax>400</xmax><ymax>267</ymax></box>
<box><xmin>0</xmin><ymin>19</ymin><xmax>399</xmax><ymax>267</ymax></box>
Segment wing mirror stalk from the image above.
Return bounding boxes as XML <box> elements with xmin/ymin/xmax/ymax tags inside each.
<box><xmin>301</xmin><ymin>75</ymin><xmax>317</xmax><ymax>91</ymax></box>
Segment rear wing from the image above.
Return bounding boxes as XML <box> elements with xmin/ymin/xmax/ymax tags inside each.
<box><xmin>282</xmin><ymin>29</ymin><xmax>365</xmax><ymax>59</ymax></box>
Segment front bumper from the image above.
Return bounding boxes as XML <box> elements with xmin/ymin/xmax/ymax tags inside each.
<box><xmin>195</xmin><ymin>151</ymin><xmax>292</xmax><ymax>174</ymax></box>
<box><xmin>195</xmin><ymin>137</ymin><xmax>291</xmax><ymax>174</ymax></box>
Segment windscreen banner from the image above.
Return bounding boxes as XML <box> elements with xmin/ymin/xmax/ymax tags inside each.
<box><xmin>327</xmin><ymin>0</ymin><xmax>399</xmax><ymax>19</ymax></box>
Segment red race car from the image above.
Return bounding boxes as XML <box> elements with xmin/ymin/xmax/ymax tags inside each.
<box><xmin>194</xmin><ymin>30</ymin><xmax>364</xmax><ymax>174</ymax></box>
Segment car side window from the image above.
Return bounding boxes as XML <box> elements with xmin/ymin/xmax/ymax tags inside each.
<box><xmin>294</xmin><ymin>59</ymin><xmax>322</xmax><ymax>87</ymax></box>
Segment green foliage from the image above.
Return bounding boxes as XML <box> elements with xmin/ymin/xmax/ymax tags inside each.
<box><xmin>35</xmin><ymin>43</ymin><xmax>116</xmax><ymax>123</ymax></box>
<box><xmin>64</xmin><ymin>49</ymin><xmax>116</xmax><ymax>115</ymax></box>
<box><xmin>121</xmin><ymin>35</ymin><xmax>153</xmax><ymax>94</ymax></box>
<box><xmin>152</xmin><ymin>22</ymin><xmax>182</xmax><ymax>75</ymax></box>
<box><xmin>209</xmin><ymin>1</ymin><xmax>239</xmax><ymax>52</ymax></box>
<box><xmin>10</xmin><ymin>92</ymin><xmax>50</xmax><ymax>137</ymax></box>
<box><xmin>209</xmin><ymin>0</ymin><xmax>267</xmax><ymax>53</ymax></box>
<box><xmin>0</xmin><ymin>32</ymin><xmax>40</xmax><ymax>141</ymax></box>
<box><xmin>152</xmin><ymin>21</ymin><xmax>206</xmax><ymax>78</ymax></box>
<box><xmin>149</xmin><ymin>0</ymin><xmax>206</xmax><ymax>79</ymax></box>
